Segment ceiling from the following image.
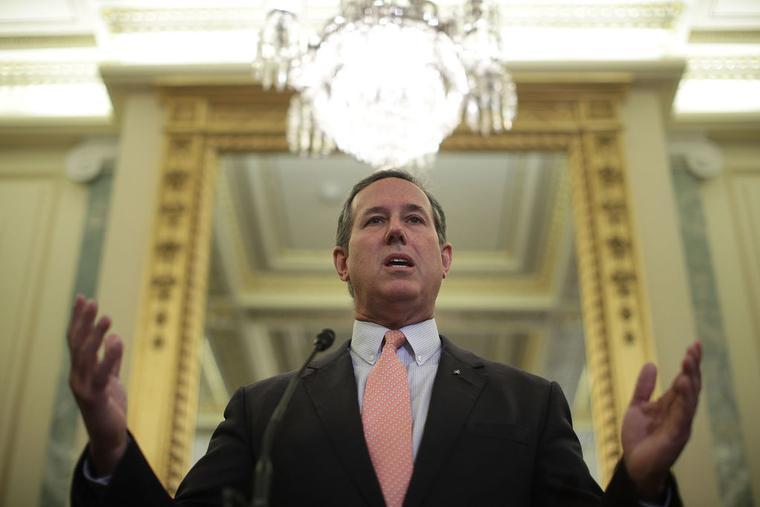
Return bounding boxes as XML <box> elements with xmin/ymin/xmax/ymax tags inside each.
<box><xmin>0</xmin><ymin>0</ymin><xmax>759</xmax><ymax>125</ymax></box>
<box><xmin>210</xmin><ymin>151</ymin><xmax>571</xmax><ymax>302</ymax></box>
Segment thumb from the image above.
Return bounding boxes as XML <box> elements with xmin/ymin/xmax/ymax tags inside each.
<box><xmin>631</xmin><ymin>362</ymin><xmax>657</xmax><ymax>405</ymax></box>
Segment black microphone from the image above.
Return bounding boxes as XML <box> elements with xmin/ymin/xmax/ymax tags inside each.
<box><xmin>223</xmin><ymin>329</ymin><xmax>335</xmax><ymax>507</ymax></box>
<box><xmin>313</xmin><ymin>328</ymin><xmax>335</xmax><ymax>352</ymax></box>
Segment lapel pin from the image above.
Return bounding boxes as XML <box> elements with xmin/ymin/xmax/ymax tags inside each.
<box><xmin>453</xmin><ymin>369</ymin><xmax>461</xmax><ymax>375</ymax></box>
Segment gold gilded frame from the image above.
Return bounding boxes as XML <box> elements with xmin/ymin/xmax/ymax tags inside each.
<box><xmin>126</xmin><ymin>83</ymin><xmax>656</xmax><ymax>493</ymax></box>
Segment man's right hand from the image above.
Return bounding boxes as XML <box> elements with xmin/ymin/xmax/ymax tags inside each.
<box><xmin>68</xmin><ymin>294</ymin><xmax>128</xmax><ymax>476</ymax></box>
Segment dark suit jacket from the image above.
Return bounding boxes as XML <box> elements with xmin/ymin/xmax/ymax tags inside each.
<box><xmin>72</xmin><ymin>337</ymin><xmax>680</xmax><ymax>506</ymax></box>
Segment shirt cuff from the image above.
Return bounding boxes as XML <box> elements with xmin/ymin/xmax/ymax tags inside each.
<box><xmin>639</xmin><ymin>484</ymin><xmax>672</xmax><ymax>507</ymax></box>
<box><xmin>82</xmin><ymin>457</ymin><xmax>112</xmax><ymax>486</ymax></box>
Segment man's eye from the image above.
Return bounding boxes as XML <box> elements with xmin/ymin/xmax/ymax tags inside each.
<box><xmin>365</xmin><ymin>216</ymin><xmax>384</xmax><ymax>225</ymax></box>
<box><xmin>407</xmin><ymin>215</ymin><xmax>425</xmax><ymax>224</ymax></box>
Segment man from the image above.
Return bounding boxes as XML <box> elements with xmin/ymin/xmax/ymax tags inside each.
<box><xmin>69</xmin><ymin>170</ymin><xmax>702</xmax><ymax>506</ymax></box>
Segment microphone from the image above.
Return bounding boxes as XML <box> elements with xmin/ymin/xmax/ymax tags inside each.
<box><xmin>224</xmin><ymin>329</ymin><xmax>335</xmax><ymax>507</ymax></box>
<box><xmin>314</xmin><ymin>328</ymin><xmax>335</xmax><ymax>352</ymax></box>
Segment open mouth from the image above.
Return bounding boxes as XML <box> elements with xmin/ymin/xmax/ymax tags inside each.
<box><xmin>384</xmin><ymin>255</ymin><xmax>414</xmax><ymax>268</ymax></box>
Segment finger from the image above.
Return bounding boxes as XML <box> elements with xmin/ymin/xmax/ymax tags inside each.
<box><xmin>67</xmin><ymin>294</ymin><xmax>86</xmax><ymax>347</ymax></box>
<box><xmin>109</xmin><ymin>335</ymin><xmax>123</xmax><ymax>378</ymax></box>
<box><xmin>93</xmin><ymin>334</ymin><xmax>123</xmax><ymax>388</ymax></box>
<box><xmin>694</xmin><ymin>344</ymin><xmax>702</xmax><ymax>393</ymax></box>
<box><xmin>673</xmin><ymin>361</ymin><xmax>700</xmax><ymax>416</ymax></box>
<box><xmin>657</xmin><ymin>348</ymin><xmax>700</xmax><ymax>423</ymax></box>
<box><xmin>631</xmin><ymin>362</ymin><xmax>657</xmax><ymax>405</ymax></box>
<box><xmin>82</xmin><ymin>315</ymin><xmax>112</xmax><ymax>364</ymax></box>
<box><xmin>674</xmin><ymin>371</ymin><xmax>697</xmax><ymax>408</ymax></box>
<box><xmin>683</xmin><ymin>344</ymin><xmax>702</xmax><ymax>394</ymax></box>
<box><xmin>681</xmin><ymin>351</ymin><xmax>695</xmax><ymax>377</ymax></box>
<box><xmin>691</xmin><ymin>341</ymin><xmax>702</xmax><ymax>383</ymax></box>
<box><xmin>71</xmin><ymin>300</ymin><xmax>98</xmax><ymax>355</ymax></box>
<box><xmin>671</xmin><ymin>375</ymin><xmax>699</xmax><ymax>431</ymax></box>
<box><xmin>73</xmin><ymin>315</ymin><xmax>109</xmax><ymax>375</ymax></box>
<box><xmin>695</xmin><ymin>342</ymin><xmax>703</xmax><ymax>392</ymax></box>
<box><xmin>68</xmin><ymin>296</ymin><xmax>90</xmax><ymax>352</ymax></box>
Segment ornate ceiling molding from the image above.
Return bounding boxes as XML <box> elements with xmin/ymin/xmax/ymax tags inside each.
<box><xmin>0</xmin><ymin>60</ymin><xmax>98</xmax><ymax>85</ymax></box>
<box><xmin>215</xmin><ymin>153</ymin><xmax>569</xmax><ymax>277</ymax></box>
<box><xmin>0</xmin><ymin>1</ymin><xmax>757</xmax><ymax>124</ymax></box>
<box><xmin>685</xmin><ymin>55</ymin><xmax>760</xmax><ymax>80</ymax></box>
<box><xmin>100</xmin><ymin>7</ymin><xmax>261</xmax><ymax>33</ymax></box>
<box><xmin>96</xmin><ymin>3</ymin><xmax>685</xmax><ymax>34</ymax></box>
<box><xmin>501</xmin><ymin>2</ymin><xmax>684</xmax><ymax>29</ymax></box>
<box><xmin>0</xmin><ymin>34</ymin><xmax>95</xmax><ymax>49</ymax></box>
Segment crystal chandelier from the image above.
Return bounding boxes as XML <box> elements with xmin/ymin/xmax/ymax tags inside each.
<box><xmin>254</xmin><ymin>0</ymin><xmax>517</xmax><ymax>170</ymax></box>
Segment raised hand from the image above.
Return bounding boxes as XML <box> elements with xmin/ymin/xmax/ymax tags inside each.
<box><xmin>67</xmin><ymin>294</ymin><xmax>128</xmax><ymax>476</ymax></box>
<box><xmin>621</xmin><ymin>341</ymin><xmax>702</xmax><ymax>500</ymax></box>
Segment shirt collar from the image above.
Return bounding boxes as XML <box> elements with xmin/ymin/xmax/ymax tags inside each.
<box><xmin>351</xmin><ymin>318</ymin><xmax>441</xmax><ymax>366</ymax></box>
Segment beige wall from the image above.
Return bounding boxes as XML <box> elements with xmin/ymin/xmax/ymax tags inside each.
<box><xmin>702</xmin><ymin>136</ymin><xmax>760</xmax><ymax>500</ymax></box>
<box><xmin>621</xmin><ymin>87</ymin><xmax>722</xmax><ymax>506</ymax></box>
<box><xmin>0</xmin><ymin>91</ymin><xmax>164</xmax><ymax>507</ymax></box>
<box><xmin>0</xmin><ymin>145</ymin><xmax>88</xmax><ymax>506</ymax></box>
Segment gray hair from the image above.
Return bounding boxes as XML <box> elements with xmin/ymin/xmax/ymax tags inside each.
<box><xmin>335</xmin><ymin>169</ymin><xmax>448</xmax><ymax>251</ymax></box>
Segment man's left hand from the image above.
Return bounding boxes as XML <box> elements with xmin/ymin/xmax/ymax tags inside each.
<box><xmin>621</xmin><ymin>341</ymin><xmax>702</xmax><ymax>501</ymax></box>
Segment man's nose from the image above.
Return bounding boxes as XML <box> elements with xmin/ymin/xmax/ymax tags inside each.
<box><xmin>385</xmin><ymin>218</ymin><xmax>407</xmax><ymax>245</ymax></box>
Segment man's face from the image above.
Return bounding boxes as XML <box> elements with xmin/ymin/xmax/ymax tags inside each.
<box><xmin>333</xmin><ymin>177</ymin><xmax>452</xmax><ymax>324</ymax></box>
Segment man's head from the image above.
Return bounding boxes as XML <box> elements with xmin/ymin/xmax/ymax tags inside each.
<box><xmin>333</xmin><ymin>170</ymin><xmax>453</xmax><ymax>328</ymax></box>
<box><xmin>335</xmin><ymin>170</ymin><xmax>448</xmax><ymax>252</ymax></box>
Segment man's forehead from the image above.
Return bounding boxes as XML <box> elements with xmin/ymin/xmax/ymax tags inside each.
<box><xmin>351</xmin><ymin>177</ymin><xmax>433</xmax><ymax>214</ymax></box>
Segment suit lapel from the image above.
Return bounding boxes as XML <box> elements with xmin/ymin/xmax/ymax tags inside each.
<box><xmin>404</xmin><ymin>337</ymin><xmax>487</xmax><ymax>507</ymax></box>
<box><xmin>302</xmin><ymin>341</ymin><xmax>386</xmax><ymax>507</ymax></box>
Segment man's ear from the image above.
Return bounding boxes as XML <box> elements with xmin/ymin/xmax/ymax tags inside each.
<box><xmin>441</xmin><ymin>243</ymin><xmax>453</xmax><ymax>279</ymax></box>
<box><xmin>333</xmin><ymin>246</ymin><xmax>350</xmax><ymax>282</ymax></box>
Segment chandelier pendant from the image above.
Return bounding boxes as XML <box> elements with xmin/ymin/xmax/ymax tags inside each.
<box><xmin>254</xmin><ymin>0</ymin><xmax>517</xmax><ymax>170</ymax></box>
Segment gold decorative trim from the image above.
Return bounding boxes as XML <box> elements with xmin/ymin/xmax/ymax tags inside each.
<box><xmin>129</xmin><ymin>83</ymin><xmax>653</xmax><ymax>490</ymax></box>
<box><xmin>128</xmin><ymin>128</ymin><xmax>216</xmax><ymax>494</ymax></box>
<box><xmin>570</xmin><ymin>133</ymin><xmax>622</xmax><ymax>481</ymax></box>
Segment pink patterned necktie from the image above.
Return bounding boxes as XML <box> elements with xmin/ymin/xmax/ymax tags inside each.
<box><xmin>362</xmin><ymin>330</ymin><xmax>414</xmax><ymax>507</ymax></box>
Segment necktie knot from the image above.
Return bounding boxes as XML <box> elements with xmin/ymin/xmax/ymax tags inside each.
<box><xmin>384</xmin><ymin>330</ymin><xmax>406</xmax><ymax>351</ymax></box>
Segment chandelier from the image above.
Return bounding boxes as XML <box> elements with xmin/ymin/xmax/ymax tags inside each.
<box><xmin>254</xmin><ymin>0</ymin><xmax>517</xmax><ymax>169</ymax></box>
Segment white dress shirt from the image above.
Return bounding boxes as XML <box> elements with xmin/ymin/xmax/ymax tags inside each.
<box><xmin>349</xmin><ymin>318</ymin><xmax>441</xmax><ymax>459</ymax></box>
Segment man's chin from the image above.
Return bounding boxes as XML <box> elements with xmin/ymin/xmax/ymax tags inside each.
<box><xmin>377</xmin><ymin>282</ymin><xmax>421</xmax><ymax>302</ymax></box>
